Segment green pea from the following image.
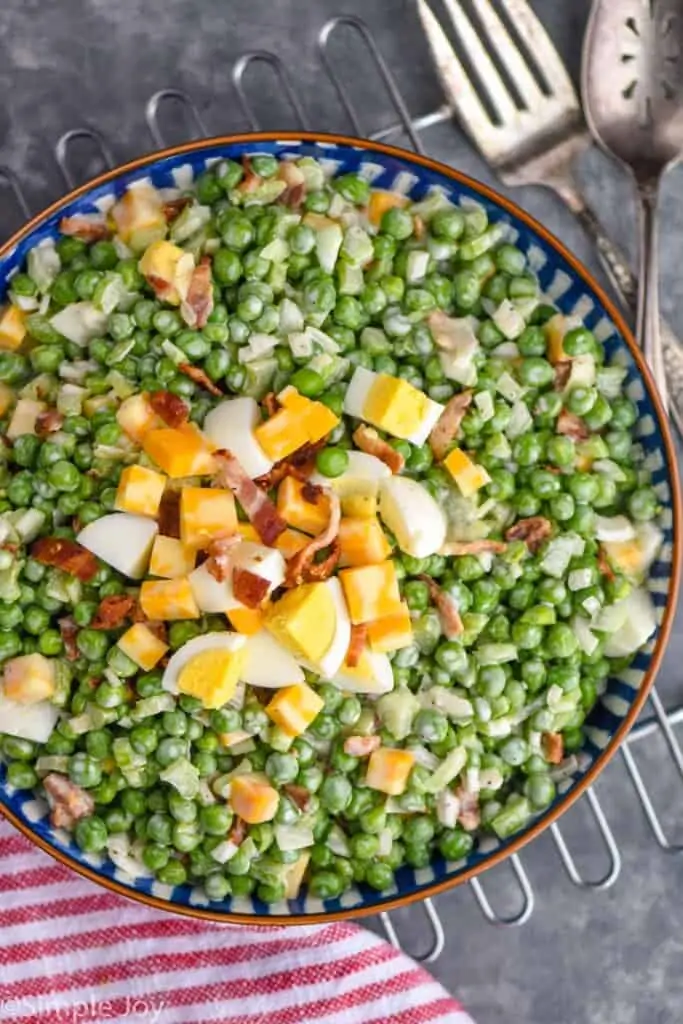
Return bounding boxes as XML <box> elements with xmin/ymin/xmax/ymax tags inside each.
<box><xmin>74</xmin><ymin>815</ymin><xmax>108</xmax><ymax>853</ymax></box>
<box><xmin>365</xmin><ymin>861</ymin><xmax>394</xmax><ymax>891</ymax></box>
<box><xmin>320</xmin><ymin>773</ymin><xmax>352</xmax><ymax>813</ymax></box>
<box><xmin>265</xmin><ymin>751</ymin><xmax>299</xmax><ymax>784</ymax></box>
<box><xmin>628</xmin><ymin>486</ymin><xmax>659</xmax><ymax>522</ymax></box>
<box><xmin>157</xmin><ymin>859</ymin><xmax>188</xmax><ymax>886</ymax></box>
<box><xmin>413</xmin><ymin>708</ymin><xmax>449</xmax><ymax>744</ymax></box>
<box><xmin>315</xmin><ymin>446</ymin><xmax>350</xmax><ymax>478</ymax></box>
<box><xmin>519</xmin><ymin>357</ymin><xmax>554</xmax><ymax>387</ymax></box>
<box><xmin>69</xmin><ymin>753</ymin><xmax>102</xmax><ymax>789</ymax></box>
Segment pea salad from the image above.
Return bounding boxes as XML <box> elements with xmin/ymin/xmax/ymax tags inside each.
<box><xmin>0</xmin><ymin>151</ymin><xmax>663</xmax><ymax>905</ymax></box>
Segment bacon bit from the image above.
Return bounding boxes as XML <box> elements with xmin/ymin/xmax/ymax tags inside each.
<box><xmin>157</xmin><ymin>490</ymin><xmax>181</xmax><ymax>539</ymax></box>
<box><xmin>544</xmin><ymin>464</ymin><xmax>562</xmax><ymax>475</ymax></box>
<box><xmin>542</xmin><ymin>732</ymin><xmax>564</xmax><ymax>765</ymax></box>
<box><xmin>162</xmin><ymin>196</ymin><xmax>192</xmax><ymax>223</ymax></box>
<box><xmin>352</xmin><ymin>424</ymin><xmax>404</xmax><ymax>474</ymax></box>
<box><xmin>301</xmin><ymin>481</ymin><xmax>324</xmax><ymax>505</ymax></box>
<box><xmin>43</xmin><ymin>774</ymin><xmax>95</xmax><ymax>831</ymax></box>
<box><xmin>505</xmin><ymin>516</ymin><xmax>552</xmax><ymax>554</ymax></box>
<box><xmin>262</xmin><ymin>392</ymin><xmax>280</xmax><ymax>418</ymax></box>
<box><xmin>59</xmin><ymin>214</ymin><xmax>110</xmax><ymax>242</ymax></box>
<box><xmin>284</xmin><ymin>489</ymin><xmax>341</xmax><ymax>587</ymax></box>
<box><xmin>58</xmin><ymin>617</ymin><xmax>79</xmax><ymax>662</ymax></box>
<box><xmin>146</xmin><ymin>273</ymin><xmax>178</xmax><ymax>304</ymax></box>
<box><xmin>255</xmin><ymin>441</ymin><xmax>325</xmax><ymax>490</ymax></box>
<box><xmin>91</xmin><ymin>594</ymin><xmax>137</xmax><ymax>630</ymax></box>
<box><xmin>237</xmin><ymin>156</ymin><xmax>262</xmax><ymax>194</ymax></box>
<box><xmin>277</xmin><ymin>162</ymin><xmax>307</xmax><ymax>210</ymax></box>
<box><xmin>283</xmin><ymin>784</ymin><xmax>312</xmax><ymax>812</ymax></box>
<box><xmin>181</xmin><ymin>256</ymin><xmax>214</xmax><ymax>329</ymax></box>
<box><xmin>232</xmin><ymin>568</ymin><xmax>270</xmax><ymax>609</ymax></box>
<box><xmin>346</xmin><ymin>623</ymin><xmax>368</xmax><ymax>668</ymax></box>
<box><xmin>279</xmin><ymin>182</ymin><xmax>305</xmax><ymax>209</ymax></box>
<box><xmin>35</xmin><ymin>409</ymin><xmax>64</xmax><ymax>437</ymax></box>
<box><xmin>557</xmin><ymin>409</ymin><xmax>590</xmax><ymax>441</ymax></box>
<box><xmin>554</xmin><ymin>360</ymin><xmax>573</xmax><ymax>390</ymax></box>
<box><xmin>440</xmin><ymin>539</ymin><xmax>507</xmax><ymax>556</ymax></box>
<box><xmin>455</xmin><ymin>786</ymin><xmax>480</xmax><ymax>832</ymax></box>
<box><xmin>419</xmin><ymin>575</ymin><xmax>464</xmax><ymax>639</ymax></box>
<box><xmin>343</xmin><ymin>734</ymin><xmax>381</xmax><ymax>757</ymax></box>
<box><xmin>597</xmin><ymin>545</ymin><xmax>616</xmax><ymax>583</ymax></box>
<box><xmin>31</xmin><ymin>537</ymin><xmax>98</xmax><ymax>583</ymax></box>
<box><xmin>178</xmin><ymin>362</ymin><xmax>223</xmax><ymax>397</ymax></box>
<box><xmin>205</xmin><ymin>534</ymin><xmax>242</xmax><ymax>583</ymax></box>
<box><xmin>214</xmin><ymin>450</ymin><xmax>287</xmax><ymax>547</ymax></box>
<box><xmin>148</xmin><ymin>390</ymin><xmax>189</xmax><ymax>428</ymax></box>
<box><xmin>228</xmin><ymin>817</ymin><xmax>247</xmax><ymax>846</ymax></box>
<box><xmin>429</xmin><ymin>391</ymin><xmax>473</xmax><ymax>461</ymax></box>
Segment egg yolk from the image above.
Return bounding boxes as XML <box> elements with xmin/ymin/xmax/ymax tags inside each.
<box><xmin>177</xmin><ymin>647</ymin><xmax>246</xmax><ymax>709</ymax></box>
<box><xmin>363</xmin><ymin>374</ymin><xmax>430</xmax><ymax>440</ymax></box>
<box><xmin>265</xmin><ymin>583</ymin><xmax>336</xmax><ymax>664</ymax></box>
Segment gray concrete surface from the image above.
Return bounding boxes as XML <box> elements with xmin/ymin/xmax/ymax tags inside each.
<box><xmin>1</xmin><ymin>1</ymin><xmax>683</xmax><ymax>1022</ymax></box>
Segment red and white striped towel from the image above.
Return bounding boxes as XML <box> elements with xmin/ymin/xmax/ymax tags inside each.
<box><xmin>0</xmin><ymin>819</ymin><xmax>474</xmax><ymax>1024</ymax></box>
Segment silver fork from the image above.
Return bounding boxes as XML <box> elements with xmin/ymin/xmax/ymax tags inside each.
<box><xmin>416</xmin><ymin>0</ymin><xmax>683</xmax><ymax>435</ymax></box>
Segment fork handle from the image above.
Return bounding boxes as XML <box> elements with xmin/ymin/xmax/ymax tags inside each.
<box><xmin>566</xmin><ymin>192</ymin><xmax>683</xmax><ymax>434</ymax></box>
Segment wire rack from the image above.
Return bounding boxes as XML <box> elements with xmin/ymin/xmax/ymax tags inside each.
<box><xmin>1</xmin><ymin>12</ymin><xmax>682</xmax><ymax>966</ymax></box>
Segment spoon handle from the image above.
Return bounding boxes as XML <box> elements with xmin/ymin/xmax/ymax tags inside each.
<box><xmin>637</xmin><ymin>184</ymin><xmax>669</xmax><ymax>412</ymax></box>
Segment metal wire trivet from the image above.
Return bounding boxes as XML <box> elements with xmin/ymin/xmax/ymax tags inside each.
<box><xmin>1</xmin><ymin>13</ymin><xmax>681</xmax><ymax>965</ymax></box>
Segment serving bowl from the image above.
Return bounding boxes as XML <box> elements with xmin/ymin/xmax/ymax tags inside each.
<box><xmin>0</xmin><ymin>132</ymin><xmax>679</xmax><ymax>924</ymax></box>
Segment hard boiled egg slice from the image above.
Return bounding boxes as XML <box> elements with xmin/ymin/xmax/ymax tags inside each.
<box><xmin>378</xmin><ymin>476</ymin><xmax>447</xmax><ymax>558</ymax></box>
<box><xmin>331</xmin><ymin>650</ymin><xmax>394</xmax><ymax>695</ymax></box>
<box><xmin>343</xmin><ymin>366</ymin><xmax>444</xmax><ymax>446</ymax></box>
<box><xmin>602</xmin><ymin>521</ymin><xmax>663</xmax><ymax>580</ymax></box>
<box><xmin>189</xmin><ymin>542</ymin><xmax>286</xmax><ymax>614</ymax></box>
<box><xmin>309</xmin><ymin>450</ymin><xmax>390</xmax><ymax>500</ymax></box>
<box><xmin>77</xmin><ymin>512</ymin><xmax>158</xmax><ymax>579</ymax></box>
<box><xmin>0</xmin><ymin>691</ymin><xmax>59</xmax><ymax>743</ymax></box>
<box><xmin>241</xmin><ymin>631</ymin><xmax>305</xmax><ymax>688</ymax></box>
<box><xmin>231</xmin><ymin>541</ymin><xmax>285</xmax><ymax>591</ymax></box>
<box><xmin>161</xmin><ymin>632</ymin><xmax>247</xmax><ymax>709</ymax></box>
<box><xmin>264</xmin><ymin>577</ymin><xmax>351</xmax><ymax>681</ymax></box>
<box><xmin>202</xmin><ymin>397</ymin><xmax>274</xmax><ymax>479</ymax></box>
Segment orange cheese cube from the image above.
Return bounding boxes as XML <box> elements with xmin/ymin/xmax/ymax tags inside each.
<box><xmin>115</xmin><ymin>465</ymin><xmax>166</xmax><ymax>517</ymax></box>
<box><xmin>180</xmin><ymin>486</ymin><xmax>237</xmax><ymax>549</ymax></box>
<box><xmin>111</xmin><ymin>184</ymin><xmax>167</xmax><ymax>253</ymax></box>
<box><xmin>367</xmin><ymin>601</ymin><xmax>414</xmax><ymax>653</ymax></box>
<box><xmin>116</xmin><ymin>393</ymin><xmax>160</xmax><ymax>443</ymax></box>
<box><xmin>230</xmin><ymin>774</ymin><xmax>280</xmax><ymax>824</ymax></box>
<box><xmin>277</xmin><ymin>476</ymin><xmax>331</xmax><ymax>536</ymax></box>
<box><xmin>139</xmin><ymin>578</ymin><xmax>200</xmax><ymax>620</ymax></box>
<box><xmin>279</xmin><ymin>388</ymin><xmax>340</xmax><ymax>444</ymax></box>
<box><xmin>117</xmin><ymin>622</ymin><xmax>169</xmax><ymax>670</ymax></box>
<box><xmin>149</xmin><ymin>535</ymin><xmax>196</xmax><ymax>578</ymax></box>
<box><xmin>227</xmin><ymin>606</ymin><xmax>265</xmax><ymax>635</ymax></box>
<box><xmin>339</xmin><ymin>517</ymin><xmax>391</xmax><ymax>567</ymax></box>
<box><xmin>254</xmin><ymin>408</ymin><xmax>310</xmax><ymax>461</ymax></box>
<box><xmin>4</xmin><ymin>653</ymin><xmax>55</xmax><ymax>704</ymax></box>
<box><xmin>0</xmin><ymin>304</ymin><xmax>27</xmax><ymax>351</ymax></box>
<box><xmin>275</xmin><ymin>528</ymin><xmax>310</xmax><ymax>559</ymax></box>
<box><xmin>365</xmin><ymin>747</ymin><xmax>415</xmax><ymax>796</ymax></box>
<box><xmin>265</xmin><ymin>682</ymin><xmax>325</xmax><ymax>737</ymax></box>
<box><xmin>339</xmin><ymin>561</ymin><xmax>403</xmax><ymax>624</ymax></box>
<box><xmin>367</xmin><ymin>190</ymin><xmax>409</xmax><ymax>227</ymax></box>
<box><xmin>142</xmin><ymin>422</ymin><xmax>216</xmax><ymax>478</ymax></box>
<box><xmin>443</xmin><ymin>448</ymin><xmax>491</xmax><ymax>498</ymax></box>
<box><xmin>237</xmin><ymin>523</ymin><xmax>259</xmax><ymax>542</ymax></box>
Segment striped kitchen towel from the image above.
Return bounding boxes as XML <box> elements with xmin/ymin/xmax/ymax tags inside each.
<box><xmin>0</xmin><ymin>819</ymin><xmax>474</xmax><ymax>1024</ymax></box>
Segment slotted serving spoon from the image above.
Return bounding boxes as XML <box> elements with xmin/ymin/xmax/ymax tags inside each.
<box><xmin>583</xmin><ymin>0</ymin><xmax>683</xmax><ymax>411</ymax></box>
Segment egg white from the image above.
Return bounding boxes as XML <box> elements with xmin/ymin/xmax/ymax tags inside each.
<box><xmin>379</xmin><ymin>476</ymin><xmax>447</xmax><ymax>558</ymax></box>
<box><xmin>188</xmin><ymin>542</ymin><xmax>286</xmax><ymax>614</ymax></box>
<box><xmin>241</xmin><ymin>631</ymin><xmax>305</xmax><ymax>688</ymax></box>
<box><xmin>77</xmin><ymin>512</ymin><xmax>158</xmax><ymax>580</ymax></box>
<box><xmin>309</xmin><ymin>450</ymin><xmax>390</xmax><ymax>498</ymax></box>
<box><xmin>331</xmin><ymin>650</ymin><xmax>394</xmax><ymax>695</ymax></box>
<box><xmin>202</xmin><ymin>397</ymin><xmax>273</xmax><ymax>479</ymax></box>
<box><xmin>343</xmin><ymin>366</ymin><xmax>444</xmax><ymax>446</ymax></box>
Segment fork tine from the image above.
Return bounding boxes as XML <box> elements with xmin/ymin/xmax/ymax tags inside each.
<box><xmin>498</xmin><ymin>0</ymin><xmax>578</xmax><ymax>101</ymax></box>
<box><xmin>468</xmin><ymin>0</ymin><xmax>544</xmax><ymax>109</ymax></box>
<box><xmin>440</xmin><ymin>0</ymin><xmax>518</xmax><ymax>124</ymax></box>
<box><xmin>415</xmin><ymin>0</ymin><xmax>498</xmax><ymax>133</ymax></box>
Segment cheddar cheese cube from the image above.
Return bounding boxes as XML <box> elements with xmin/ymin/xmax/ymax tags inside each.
<box><xmin>265</xmin><ymin>682</ymin><xmax>324</xmax><ymax>737</ymax></box>
<box><xmin>115</xmin><ymin>465</ymin><xmax>166</xmax><ymax>518</ymax></box>
<box><xmin>111</xmin><ymin>184</ymin><xmax>167</xmax><ymax>253</ymax></box>
<box><xmin>279</xmin><ymin>387</ymin><xmax>340</xmax><ymax>444</ymax></box>
<box><xmin>443</xmin><ymin>448</ymin><xmax>491</xmax><ymax>498</ymax></box>
<box><xmin>367</xmin><ymin>189</ymin><xmax>409</xmax><ymax>227</ymax></box>
<box><xmin>277</xmin><ymin>476</ymin><xmax>331</xmax><ymax>536</ymax></box>
<box><xmin>254</xmin><ymin>408</ymin><xmax>310</xmax><ymax>461</ymax></box>
<box><xmin>229</xmin><ymin>774</ymin><xmax>280</xmax><ymax>824</ymax></box>
<box><xmin>365</xmin><ymin>747</ymin><xmax>415</xmax><ymax>796</ymax></box>
<box><xmin>142</xmin><ymin>423</ymin><xmax>216</xmax><ymax>478</ymax></box>
<box><xmin>239</xmin><ymin>521</ymin><xmax>308</xmax><ymax>558</ymax></box>
<box><xmin>0</xmin><ymin>304</ymin><xmax>27</xmax><ymax>351</ymax></box>
<box><xmin>227</xmin><ymin>606</ymin><xmax>265</xmax><ymax>635</ymax></box>
<box><xmin>339</xmin><ymin>517</ymin><xmax>391</xmax><ymax>567</ymax></box>
<box><xmin>139</xmin><ymin>578</ymin><xmax>200</xmax><ymax>620</ymax></box>
<box><xmin>367</xmin><ymin>601</ymin><xmax>414</xmax><ymax>653</ymax></box>
<box><xmin>116</xmin><ymin>393</ymin><xmax>160</xmax><ymax>443</ymax></box>
<box><xmin>3</xmin><ymin>653</ymin><xmax>55</xmax><ymax>705</ymax></box>
<box><xmin>180</xmin><ymin>486</ymin><xmax>237</xmax><ymax>549</ymax></box>
<box><xmin>149</xmin><ymin>535</ymin><xmax>196</xmax><ymax>579</ymax></box>
<box><xmin>339</xmin><ymin>561</ymin><xmax>403</xmax><ymax>624</ymax></box>
<box><xmin>117</xmin><ymin>622</ymin><xmax>169</xmax><ymax>671</ymax></box>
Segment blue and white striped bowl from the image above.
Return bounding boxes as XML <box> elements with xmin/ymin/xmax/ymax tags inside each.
<box><xmin>0</xmin><ymin>133</ymin><xmax>679</xmax><ymax>924</ymax></box>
